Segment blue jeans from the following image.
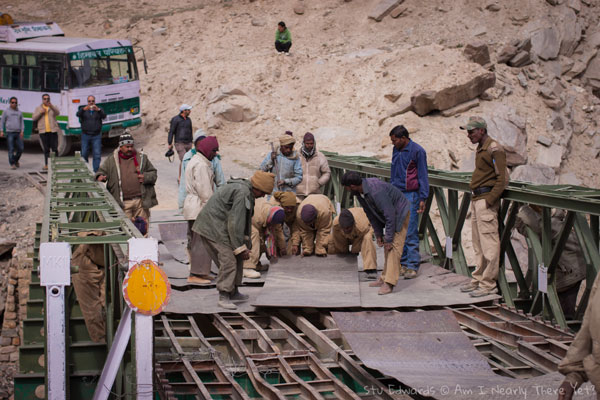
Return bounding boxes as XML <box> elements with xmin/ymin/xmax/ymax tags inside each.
<box><xmin>6</xmin><ymin>132</ymin><xmax>23</xmax><ymax>166</ymax></box>
<box><xmin>401</xmin><ymin>191</ymin><xmax>421</xmax><ymax>271</ymax></box>
<box><xmin>81</xmin><ymin>133</ymin><xmax>102</xmax><ymax>172</ymax></box>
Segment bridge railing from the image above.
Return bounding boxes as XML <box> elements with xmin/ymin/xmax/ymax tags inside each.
<box><xmin>322</xmin><ymin>151</ymin><xmax>600</xmax><ymax>330</ymax></box>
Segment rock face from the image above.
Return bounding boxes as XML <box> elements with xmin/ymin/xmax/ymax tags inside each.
<box><xmin>530</xmin><ymin>27</ymin><xmax>561</xmax><ymax>60</ymax></box>
<box><xmin>463</xmin><ymin>42</ymin><xmax>490</xmax><ymax>66</ymax></box>
<box><xmin>486</xmin><ymin>106</ymin><xmax>528</xmax><ymax>166</ymax></box>
<box><xmin>511</xmin><ymin>165</ymin><xmax>556</xmax><ymax>184</ymax></box>
<box><xmin>536</xmin><ymin>143</ymin><xmax>565</xmax><ymax>169</ymax></box>
<box><xmin>410</xmin><ymin>71</ymin><xmax>495</xmax><ymax>116</ymax></box>
<box><xmin>206</xmin><ymin>86</ymin><xmax>257</xmax><ymax>126</ymax></box>
<box><xmin>557</xmin><ymin>7</ymin><xmax>582</xmax><ymax>57</ymax></box>
<box><xmin>368</xmin><ymin>0</ymin><xmax>403</xmax><ymax>22</ymax></box>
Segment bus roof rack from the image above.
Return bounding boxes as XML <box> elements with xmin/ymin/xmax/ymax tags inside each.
<box><xmin>0</xmin><ymin>21</ymin><xmax>63</xmax><ymax>42</ymax></box>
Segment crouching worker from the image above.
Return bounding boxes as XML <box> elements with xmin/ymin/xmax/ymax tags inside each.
<box><xmin>328</xmin><ymin>208</ymin><xmax>377</xmax><ymax>275</ymax></box>
<box><xmin>269</xmin><ymin>191</ymin><xmax>301</xmax><ymax>254</ymax></box>
<box><xmin>293</xmin><ymin>194</ymin><xmax>334</xmax><ymax>257</ymax></box>
<box><xmin>193</xmin><ymin>171</ymin><xmax>275</xmax><ymax>310</ymax></box>
<box><xmin>341</xmin><ymin>171</ymin><xmax>410</xmax><ymax>295</ymax></box>
<box><xmin>243</xmin><ymin>199</ymin><xmax>287</xmax><ymax>278</ymax></box>
<box><xmin>71</xmin><ymin>232</ymin><xmax>107</xmax><ymax>343</ymax></box>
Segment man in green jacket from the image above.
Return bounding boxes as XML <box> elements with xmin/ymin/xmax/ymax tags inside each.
<box><xmin>96</xmin><ymin>132</ymin><xmax>158</xmax><ymax>225</ymax></box>
<box><xmin>193</xmin><ymin>171</ymin><xmax>275</xmax><ymax>309</ymax></box>
<box><xmin>275</xmin><ymin>21</ymin><xmax>292</xmax><ymax>53</ymax></box>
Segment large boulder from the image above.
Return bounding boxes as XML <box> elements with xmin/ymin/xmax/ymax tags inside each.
<box><xmin>511</xmin><ymin>165</ymin><xmax>556</xmax><ymax>184</ymax></box>
<box><xmin>535</xmin><ymin>143</ymin><xmax>566</xmax><ymax>169</ymax></box>
<box><xmin>557</xmin><ymin>7</ymin><xmax>582</xmax><ymax>57</ymax></box>
<box><xmin>205</xmin><ymin>86</ymin><xmax>257</xmax><ymax>126</ymax></box>
<box><xmin>463</xmin><ymin>41</ymin><xmax>490</xmax><ymax>66</ymax></box>
<box><xmin>410</xmin><ymin>71</ymin><xmax>495</xmax><ymax>116</ymax></box>
<box><xmin>368</xmin><ymin>0</ymin><xmax>404</xmax><ymax>22</ymax></box>
<box><xmin>486</xmin><ymin>106</ymin><xmax>528</xmax><ymax>167</ymax></box>
<box><xmin>530</xmin><ymin>27</ymin><xmax>561</xmax><ymax>60</ymax></box>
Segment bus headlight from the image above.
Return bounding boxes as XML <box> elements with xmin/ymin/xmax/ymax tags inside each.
<box><xmin>130</xmin><ymin>107</ymin><xmax>139</xmax><ymax>114</ymax></box>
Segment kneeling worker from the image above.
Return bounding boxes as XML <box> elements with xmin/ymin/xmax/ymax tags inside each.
<box><xmin>293</xmin><ymin>194</ymin><xmax>335</xmax><ymax>257</ymax></box>
<box><xmin>243</xmin><ymin>199</ymin><xmax>287</xmax><ymax>278</ymax></box>
<box><xmin>193</xmin><ymin>171</ymin><xmax>275</xmax><ymax>310</ymax></box>
<box><xmin>328</xmin><ymin>208</ymin><xmax>377</xmax><ymax>275</ymax></box>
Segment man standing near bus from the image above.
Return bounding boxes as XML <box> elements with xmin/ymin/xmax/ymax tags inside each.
<box><xmin>77</xmin><ymin>95</ymin><xmax>106</xmax><ymax>172</ymax></box>
<box><xmin>32</xmin><ymin>94</ymin><xmax>61</xmax><ymax>170</ymax></box>
<box><xmin>168</xmin><ymin>104</ymin><xmax>193</xmax><ymax>162</ymax></box>
<box><xmin>1</xmin><ymin>96</ymin><xmax>24</xmax><ymax>170</ymax></box>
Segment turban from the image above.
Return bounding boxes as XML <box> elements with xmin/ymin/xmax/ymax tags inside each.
<box><xmin>300</xmin><ymin>204</ymin><xmax>317</xmax><ymax>224</ymax></box>
<box><xmin>267</xmin><ymin>206</ymin><xmax>285</xmax><ymax>225</ymax></box>
<box><xmin>273</xmin><ymin>191</ymin><xmax>297</xmax><ymax>207</ymax></box>
<box><xmin>303</xmin><ymin>132</ymin><xmax>315</xmax><ymax>142</ymax></box>
<box><xmin>133</xmin><ymin>216</ymin><xmax>148</xmax><ymax>236</ymax></box>
<box><xmin>197</xmin><ymin>136</ymin><xmax>218</xmax><ymax>159</ymax></box>
<box><xmin>193</xmin><ymin>128</ymin><xmax>206</xmax><ymax>144</ymax></box>
<box><xmin>279</xmin><ymin>135</ymin><xmax>295</xmax><ymax>146</ymax></box>
<box><xmin>251</xmin><ymin>171</ymin><xmax>275</xmax><ymax>194</ymax></box>
<box><xmin>339</xmin><ymin>209</ymin><xmax>355</xmax><ymax>229</ymax></box>
<box><xmin>119</xmin><ymin>132</ymin><xmax>134</xmax><ymax>147</ymax></box>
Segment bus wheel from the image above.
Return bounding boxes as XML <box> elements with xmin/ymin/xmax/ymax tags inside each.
<box><xmin>57</xmin><ymin>131</ymin><xmax>73</xmax><ymax>156</ymax></box>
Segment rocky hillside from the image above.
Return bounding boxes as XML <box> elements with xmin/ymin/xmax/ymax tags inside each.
<box><xmin>6</xmin><ymin>0</ymin><xmax>600</xmax><ymax>188</ymax></box>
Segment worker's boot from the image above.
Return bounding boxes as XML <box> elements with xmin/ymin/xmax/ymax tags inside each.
<box><xmin>378</xmin><ymin>282</ymin><xmax>394</xmax><ymax>295</ymax></box>
<box><xmin>368</xmin><ymin>277</ymin><xmax>384</xmax><ymax>287</ymax></box>
<box><xmin>230</xmin><ymin>287</ymin><xmax>249</xmax><ymax>302</ymax></box>
<box><xmin>218</xmin><ymin>292</ymin><xmax>237</xmax><ymax>310</ymax></box>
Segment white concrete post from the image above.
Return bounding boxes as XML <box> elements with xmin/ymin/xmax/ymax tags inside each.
<box><xmin>127</xmin><ymin>238</ymin><xmax>158</xmax><ymax>400</ymax></box>
<box><xmin>40</xmin><ymin>242</ymin><xmax>71</xmax><ymax>400</ymax></box>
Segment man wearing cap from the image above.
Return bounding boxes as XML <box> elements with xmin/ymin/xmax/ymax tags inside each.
<box><xmin>259</xmin><ymin>134</ymin><xmax>303</xmax><ymax>193</ymax></box>
<box><xmin>193</xmin><ymin>171</ymin><xmax>275</xmax><ymax>310</ymax></box>
<box><xmin>293</xmin><ymin>194</ymin><xmax>335</xmax><ymax>257</ymax></box>
<box><xmin>243</xmin><ymin>199</ymin><xmax>287</xmax><ymax>278</ymax></box>
<box><xmin>459</xmin><ymin>116</ymin><xmax>508</xmax><ymax>298</ymax></box>
<box><xmin>341</xmin><ymin>171</ymin><xmax>410</xmax><ymax>295</ymax></box>
<box><xmin>183</xmin><ymin>135</ymin><xmax>220</xmax><ymax>285</ymax></box>
<box><xmin>96</xmin><ymin>132</ymin><xmax>158</xmax><ymax>222</ymax></box>
<box><xmin>269</xmin><ymin>191</ymin><xmax>301</xmax><ymax>254</ymax></box>
<box><xmin>328</xmin><ymin>208</ymin><xmax>377</xmax><ymax>274</ymax></box>
<box><xmin>76</xmin><ymin>95</ymin><xmax>106</xmax><ymax>172</ymax></box>
<box><xmin>389</xmin><ymin>125</ymin><xmax>429</xmax><ymax>280</ymax></box>
<box><xmin>296</xmin><ymin>132</ymin><xmax>331</xmax><ymax>200</ymax></box>
<box><xmin>168</xmin><ymin>104</ymin><xmax>193</xmax><ymax>161</ymax></box>
<box><xmin>178</xmin><ymin>129</ymin><xmax>226</xmax><ymax>212</ymax></box>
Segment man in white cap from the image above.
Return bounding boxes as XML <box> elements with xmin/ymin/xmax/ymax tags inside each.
<box><xmin>168</xmin><ymin>104</ymin><xmax>193</xmax><ymax>161</ymax></box>
<box><xmin>96</xmin><ymin>131</ymin><xmax>158</xmax><ymax>223</ymax></box>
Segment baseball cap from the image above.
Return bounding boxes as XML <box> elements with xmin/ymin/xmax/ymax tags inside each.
<box><xmin>460</xmin><ymin>116</ymin><xmax>487</xmax><ymax>130</ymax></box>
<box><xmin>179</xmin><ymin>104</ymin><xmax>193</xmax><ymax>112</ymax></box>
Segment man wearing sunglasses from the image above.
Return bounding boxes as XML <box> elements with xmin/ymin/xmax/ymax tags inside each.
<box><xmin>32</xmin><ymin>94</ymin><xmax>61</xmax><ymax>170</ymax></box>
<box><xmin>77</xmin><ymin>95</ymin><xmax>106</xmax><ymax>172</ymax></box>
<box><xmin>1</xmin><ymin>97</ymin><xmax>24</xmax><ymax>169</ymax></box>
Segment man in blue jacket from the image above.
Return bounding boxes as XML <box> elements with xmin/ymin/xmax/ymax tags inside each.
<box><xmin>389</xmin><ymin>125</ymin><xmax>429</xmax><ymax>279</ymax></box>
<box><xmin>259</xmin><ymin>133</ymin><xmax>302</xmax><ymax>193</ymax></box>
<box><xmin>342</xmin><ymin>171</ymin><xmax>410</xmax><ymax>295</ymax></box>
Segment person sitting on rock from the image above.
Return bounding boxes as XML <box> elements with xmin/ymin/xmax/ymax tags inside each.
<box><xmin>275</xmin><ymin>21</ymin><xmax>292</xmax><ymax>53</ymax></box>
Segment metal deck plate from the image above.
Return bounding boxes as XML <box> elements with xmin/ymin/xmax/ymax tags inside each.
<box><xmin>164</xmin><ymin>286</ymin><xmax>261</xmax><ymax>314</ymax></box>
<box><xmin>332</xmin><ymin>310</ymin><xmax>596</xmax><ymax>399</ymax></box>
<box><xmin>359</xmin><ymin>263</ymin><xmax>501</xmax><ymax>308</ymax></box>
<box><xmin>253</xmin><ymin>254</ymin><xmax>361</xmax><ymax>308</ymax></box>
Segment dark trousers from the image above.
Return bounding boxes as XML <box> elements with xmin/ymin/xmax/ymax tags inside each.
<box><xmin>275</xmin><ymin>41</ymin><xmax>292</xmax><ymax>53</ymax></box>
<box><xmin>81</xmin><ymin>132</ymin><xmax>102</xmax><ymax>172</ymax></box>
<box><xmin>40</xmin><ymin>132</ymin><xmax>58</xmax><ymax>166</ymax></box>
<box><xmin>6</xmin><ymin>132</ymin><xmax>24</xmax><ymax>166</ymax></box>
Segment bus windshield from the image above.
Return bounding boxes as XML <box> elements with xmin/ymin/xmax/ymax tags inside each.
<box><xmin>69</xmin><ymin>48</ymin><xmax>138</xmax><ymax>88</ymax></box>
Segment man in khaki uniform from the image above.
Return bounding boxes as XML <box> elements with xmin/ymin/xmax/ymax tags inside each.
<box><xmin>293</xmin><ymin>194</ymin><xmax>335</xmax><ymax>256</ymax></box>
<box><xmin>459</xmin><ymin>116</ymin><xmax>508</xmax><ymax>298</ymax></box>
<box><xmin>296</xmin><ymin>132</ymin><xmax>331</xmax><ymax>200</ymax></box>
<box><xmin>557</xmin><ymin>272</ymin><xmax>600</xmax><ymax>400</ymax></box>
<box><xmin>269</xmin><ymin>191</ymin><xmax>301</xmax><ymax>254</ymax></box>
<box><xmin>243</xmin><ymin>199</ymin><xmax>286</xmax><ymax>278</ymax></box>
<box><xmin>328</xmin><ymin>208</ymin><xmax>377</xmax><ymax>274</ymax></box>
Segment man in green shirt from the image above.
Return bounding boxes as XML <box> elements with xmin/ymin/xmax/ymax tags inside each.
<box><xmin>193</xmin><ymin>171</ymin><xmax>275</xmax><ymax>310</ymax></box>
<box><xmin>459</xmin><ymin>116</ymin><xmax>508</xmax><ymax>298</ymax></box>
<box><xmin>275</xmin><ymin>21</ymin><xmax>292</xmax><ymax>53</ymax></box>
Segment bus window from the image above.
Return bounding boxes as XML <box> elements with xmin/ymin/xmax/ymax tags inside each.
<box><xmin>69</xmin><ymin>51</ymin><xmax>138</xmax><ymax>88</ymax></box>
<box><xmin>42</xmin><ymin>62</ymin><xmax>61</xmax><ymax>92</ymax></box>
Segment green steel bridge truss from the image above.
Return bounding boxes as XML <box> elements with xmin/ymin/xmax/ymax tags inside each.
<box><xmin>16</xmin><ymin>155</ymin><xmax>143</xmax><ymax>399</ymax></box>
<box><xmin>322</xmin><ymin>151</ymin><xmax>600</xmax><ymax>330</ymax></box>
